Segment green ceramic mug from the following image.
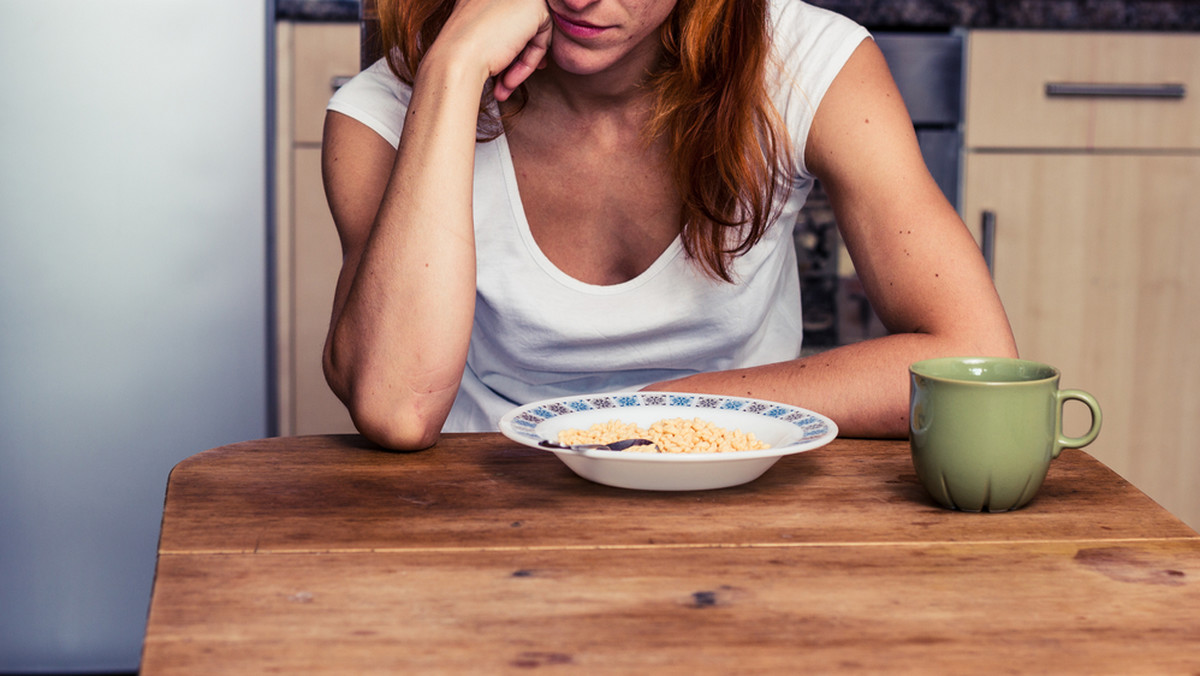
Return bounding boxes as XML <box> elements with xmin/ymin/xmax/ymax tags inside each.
<box><xmin>908</xmin><ymin>357</ymin><xmax>1102</xmax><ymax>512</ymax></box>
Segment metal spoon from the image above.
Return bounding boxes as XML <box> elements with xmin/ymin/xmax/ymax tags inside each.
<box><xmin>538</xmin><ymin>438</ymin><xmax>656</xmax><ymax>452</ymax></box>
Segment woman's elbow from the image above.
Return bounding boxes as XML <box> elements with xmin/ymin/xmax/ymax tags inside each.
<box><xmin>912</xmin><ymin>313</ymin><xmax>1017</xmax><ymax>362</ymax></box>
<box><xmin>324</xmin><ymin>358</ymin><xmax>447</xmax><ymax>451</ymax></box>
<box><xmin>345</xmin><ymin>388</ymin><xmax>446</xmax><ymax>451</ymax></box>
<box><xmin>960</xmin><ymin>314</ymin><xmax>1019</xmax><ymax>360</ymax></box>
<box><xmin>353</xmin><ymin>407</ymin><xmax>443</xmax><ymax>451</ymax></box>
<box><xmin>994</xmin><ymin>337</ymin><xmax>1020</xmax><ymax>360</ymax></box>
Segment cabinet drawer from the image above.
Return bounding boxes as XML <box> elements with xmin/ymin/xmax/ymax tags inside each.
<box><xmin>965</xmin><ymin>31</ymin><xmax>1200</xmax><ymax>151</ymax></box>
<box><xmin>292</xmin><ymin>23</ymin><xmax>361</xmax><ymax>145</ymax></box>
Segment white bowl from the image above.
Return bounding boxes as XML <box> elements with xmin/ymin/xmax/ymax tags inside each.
<box><xmin>497</xmin><ymin>392</ymin><xmax>838</xmax><ymax>491</ymax></box>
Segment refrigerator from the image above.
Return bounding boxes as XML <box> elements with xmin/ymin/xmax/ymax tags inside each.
<box><xmin>0</xmin><ymin>0</ymin><xmax>272</xmax><ymax>671</ymax></box>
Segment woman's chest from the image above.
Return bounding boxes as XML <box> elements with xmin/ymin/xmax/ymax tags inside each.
<box><xmin>505</xmin><ymin>126</ymin><xmax>682</xmax><ymax>286</ymax></box>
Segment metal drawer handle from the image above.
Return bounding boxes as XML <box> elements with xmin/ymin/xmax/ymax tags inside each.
<box><xmin>981</xmin><ymin>210</ymin><xmax>996</xmax><ymax>278</ymax></box>
<box><xmin>1045</xmin><ymin>82</ymin><xmax>1186</xmax><ymax>99</ymax></box>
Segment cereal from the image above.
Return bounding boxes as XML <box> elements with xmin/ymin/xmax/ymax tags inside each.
<box><xmin>557</xmin><ymin>417</ymin><xmax>770</xmax><ymax>454</ymax></box>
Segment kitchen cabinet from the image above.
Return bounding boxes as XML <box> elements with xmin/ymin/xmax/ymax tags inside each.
<box><xmin>275</xmin><ymin>21</ymin><xmax>360</xmax><ymax>435</ymax></box>
<box><xmin>963</xmin><ymin>30</ymin><xmax>1200</xmax><ymax>529</ymax></box>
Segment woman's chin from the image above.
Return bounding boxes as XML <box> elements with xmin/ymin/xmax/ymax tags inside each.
<box><xmin>548</xmin><ymin>43</ymin><xmax>620</xmax><ymax>77</ymax></box>
<box><xmin>544</xmin><ymin>31</ymin><xmax>664</xmax><ymax>86</ymax></box>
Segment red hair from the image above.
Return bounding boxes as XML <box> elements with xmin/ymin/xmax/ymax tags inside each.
<box><xmin>379</xmin><ymin>0</ymin><xmax>791</xmax><ymax>281</ymax></box>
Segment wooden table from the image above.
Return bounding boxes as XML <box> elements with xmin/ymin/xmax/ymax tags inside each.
<box><xmin>141</xmin><ymin>434</ymin><xmax>1200</xmax><ymax>674</ymax></box>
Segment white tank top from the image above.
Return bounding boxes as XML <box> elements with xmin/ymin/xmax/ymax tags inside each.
<box><xmin>328</xmin><ymin>0</ymin><xmax>870</xmax><ymax>431</ymax></box>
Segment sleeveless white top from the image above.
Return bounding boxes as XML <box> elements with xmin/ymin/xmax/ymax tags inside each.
<box><xmin>327</xmin><ymin>0</ymin><xmax>870</xmax><ymax>431</ymax></box>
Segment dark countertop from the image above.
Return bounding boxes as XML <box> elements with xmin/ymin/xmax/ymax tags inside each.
<box><xmin>812</xmin><ymin>0</ymin><xmax>1200</xmax><ymax>31</ymax></box>
<box><xmin>277</xmin><ymin>0</ymin><xmax>358</xmax><ymax>22</ymax></box>
<box><xmin>276</xmin><ymin>0</ymin><xmax>1200</xmax><ymax>31</ymax></box>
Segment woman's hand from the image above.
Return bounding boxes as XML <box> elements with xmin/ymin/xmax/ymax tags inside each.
<box><xmin>431</xmin><ymin>0</ymin><xmax>553</xmax><ymax>101</ymax></box>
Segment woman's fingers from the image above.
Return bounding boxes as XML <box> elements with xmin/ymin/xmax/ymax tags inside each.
<box><xmin>494</xmin><ymin>15</ymin><xmax>552</xmax><ymax>101</ymax></box>
<box><xmin>433</xmin><ymin>0</ymin><xmax>552</xmax><ymax>101</ymax></box>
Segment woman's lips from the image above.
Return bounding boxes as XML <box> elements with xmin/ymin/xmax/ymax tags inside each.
<box><xmin>552</xmin><ymin>11</ymin><xmax>608</xmax><ymax>39</ymax></box>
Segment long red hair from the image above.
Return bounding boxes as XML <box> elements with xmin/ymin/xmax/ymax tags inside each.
<box><xmin>379</xmin><ymin>0</ymin><xmax>790</xmax><ymax>281</ymax></box>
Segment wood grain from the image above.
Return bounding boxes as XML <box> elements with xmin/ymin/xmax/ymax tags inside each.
<box><xmin>156</xmin><ymin>435</ymin><xmax>1197</xmax><ymax>555</ymax></box>
<box><xmin>963</xmin><ymin>30</ymin><xmax>1200</xmax><ymax>532</ymax></box>
<box><xmin>143</xmin><ymin>435</ymin><xmax>1200</xmax><ymax>673</ymax></box>
<box><xmin>963</xmin><ymin>152</ymin><xmax>1200</xmax><ymax>532</ymax></box>
<box><xmin>966</xmin><ymin>31</ymin><xmax>1200</xmax><ymax>151</ymax></box>
<box><xmin>143</xmin><ymin>541</ymin><xmax>1200</xmax><ymax>674</ymax></box>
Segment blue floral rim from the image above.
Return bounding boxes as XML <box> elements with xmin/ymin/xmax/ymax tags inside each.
<box><xmin>501</xmin><ymin>392</ymin><xmax>833</xmax><ymax>444</ymax></box>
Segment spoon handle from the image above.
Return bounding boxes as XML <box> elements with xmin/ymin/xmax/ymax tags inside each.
<box><xmin>538</xmin><ymin>439</ymin><xmax>655</xmax><ymax>452</ymax></box>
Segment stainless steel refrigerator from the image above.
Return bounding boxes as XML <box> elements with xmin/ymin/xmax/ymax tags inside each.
<box><xmin>0</xmin><ymin>1</ymin><xmax>272</xmax><ymax>671</ymax></box>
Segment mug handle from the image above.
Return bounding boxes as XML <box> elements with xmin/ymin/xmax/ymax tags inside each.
<box><xmin>1053</xmin><ymin>389</ymin><xmax>1103</xmax><ymax>457</ymax></box>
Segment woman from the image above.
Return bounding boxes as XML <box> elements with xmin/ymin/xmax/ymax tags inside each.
<box><xmin>321</xmin><ymin>0</ymin><xmax>1017</xmax><ymax>450</ymax></box>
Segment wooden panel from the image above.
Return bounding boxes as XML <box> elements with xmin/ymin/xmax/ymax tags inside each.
<box><xmin>142</xmin><ymin>541</ymin><xmax>1200</xmax><ymax>674</ymax></box>
<box><xmin>276</xmin><ymin>22</ymin><xmax>361</xmax><ymax>435</ymax></box>
<box><xmin>274</xmin><ymin>23</ymin><xmax>297</xmax><ymax>435</ymax></box>
<box><xmin>293</xmin><ymin>22</ymin><xmax>362</xmax><ymax>145</ymax></box>
<box><xmin>292</xmin><ymin>149</ymin><xmax>356</xmax><ymax>435</ymax></box>
<box><xmin>963</xmin><ymin>152</ymin><xmax>1200</xmax><ymax>531</ymax></box>
<box><xmin>966</xmin><ymin>31</ymin><xmax>1200</xmax><ymax>150</ymax></box>
<box><xmin>156</xmin><ymin>436</ymin><xmax>1197</xmax><ymax>555</ymax></box>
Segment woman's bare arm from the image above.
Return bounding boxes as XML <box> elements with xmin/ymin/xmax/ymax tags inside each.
<box><xmin>647</xmin><ymin>39</ymin><xmax>1017</xmax><ymax>437</ymax></box>
<box><xmin>321</xmin><ymin>0</ymin><xmax>551</xmax><ymax>450</ymax></box>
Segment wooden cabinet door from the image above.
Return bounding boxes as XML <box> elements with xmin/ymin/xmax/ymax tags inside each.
<box><xmin>293</xmin><ymin>23</ymin><xmax>362</xmax><ymax>144</ymax></box>
<box><xmin>963</xmin><ymin>152</ymin><xmax>1200</xmax><ymax>529</ymax></box>
<box><xmin>276</xmin><ymin>22</ymin><xmax>361</xmax><ymax>436</ymax></box>
<box><xmin>291</xmin><ymin>147</ymin><xmax>356</xmax><ymax>435</ymax></box>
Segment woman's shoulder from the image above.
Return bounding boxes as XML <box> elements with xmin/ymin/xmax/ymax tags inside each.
<box><xmin>767</xmin><ymin>0</ymin><xmax>872</xmax><ymax>105</ymax></box>
<box><xmin>326</xmin><ymin>58</ymin><xmax>413</xmax><ymax>149</ymax></box>
<box><xmin>769</xmin><ymin>0</ymin><xmax>872</xmax><ymax>60</ymax></box>
<box><xmin>766</xmin><ymin>0</ymin><xmax>872</xmax><ymax>174</ymax></box>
